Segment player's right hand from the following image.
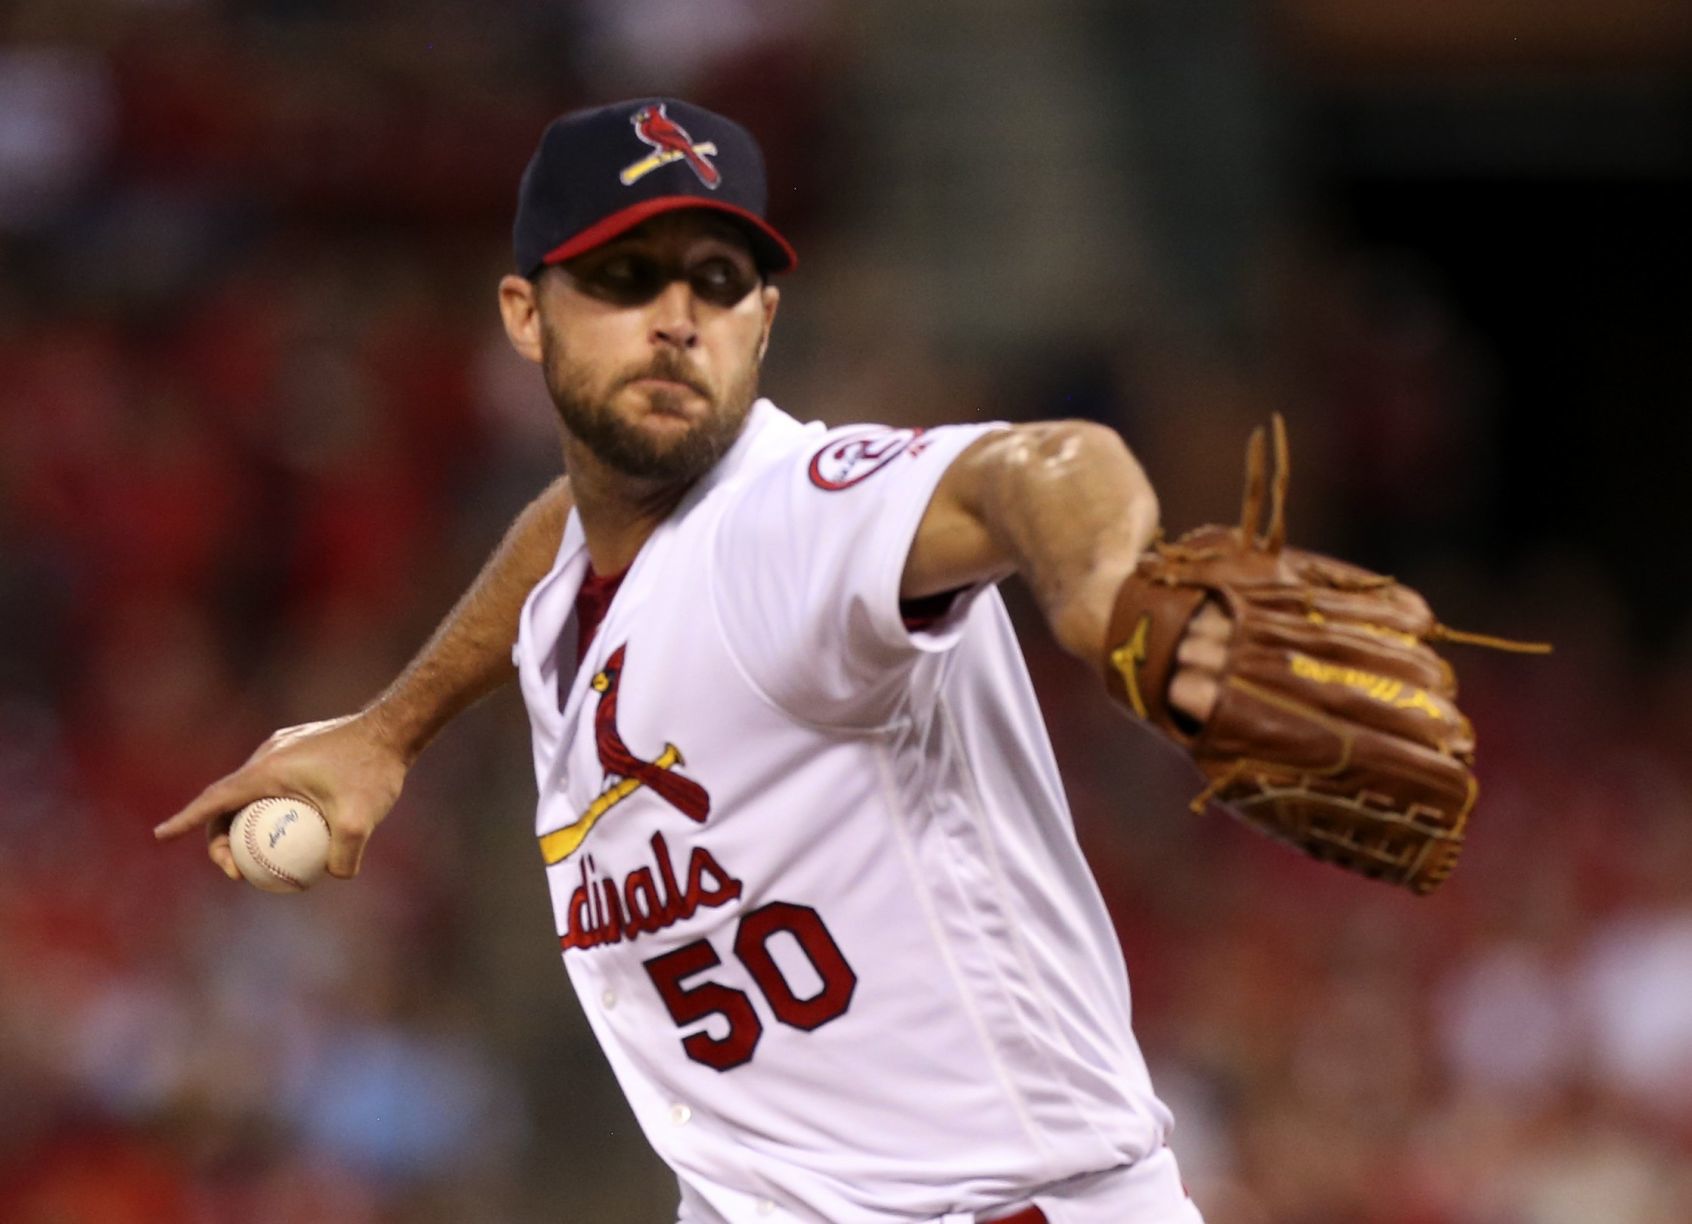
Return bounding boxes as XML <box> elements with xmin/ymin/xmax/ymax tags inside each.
<box><xmin>153</xmin><ymin>712</ymin><xmax>409</xmax><ymax>882</ymax></box>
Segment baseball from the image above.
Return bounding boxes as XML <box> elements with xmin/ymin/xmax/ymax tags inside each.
<box><xmin>230</xmin><ymin>797</ymin><xmax>332</xmax><ymax>893</ymax></box>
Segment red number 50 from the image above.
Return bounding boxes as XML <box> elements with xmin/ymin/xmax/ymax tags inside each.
<box><xmin>642</xmin><ymin>902</ymin><xmax>857</xmax><ymax>1072</ymax></box>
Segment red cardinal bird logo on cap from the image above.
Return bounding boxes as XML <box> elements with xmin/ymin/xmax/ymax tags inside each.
<box><xmin>621</xmin><ymin>103</ymin><xmax>722</xmax><ymax>189</ymax></box>
<box><xmin>538</xmin><ymin>643</ymin><xmax>711</xmax><ymax>865</ymax></box>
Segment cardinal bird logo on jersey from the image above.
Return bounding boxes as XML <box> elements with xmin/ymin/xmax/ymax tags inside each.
<box><xmin>620</xmin><ymin>103</ymin><xmax>722</xmax><ymax>189</ymax></box>
<box><xmin>539</xmin><ymin>643</ymin><xmax>711</xmax><ymax>865</ymax></box>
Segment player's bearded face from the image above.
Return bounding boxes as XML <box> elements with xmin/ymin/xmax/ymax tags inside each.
<box><xmin>538</xmin><ymin>302</ymin><xmax>761</xmax><ymax>484</ymax></box>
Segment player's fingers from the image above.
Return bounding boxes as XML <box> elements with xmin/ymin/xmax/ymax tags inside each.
<box><xmin>1169</xmin><ymin>669</ymin><xmax>1221</xmax><ymax>727</ymax></box>
<box><xmin>1188</xmin><ymin>601</ymin><xmax>1232</xmax><ymax>639</ymax></box>
<box><xmin>207</xmin><ymin>821</ymin><xmax>240</xmax><ymax>882</ymax></box>
<box><xmin>325</xmin><ymin>817</ymin><xmax>369</xmax><ymax>880</ymax></box>
<box><xmin>1176</xmin><ymin>633</ymin><xmax>1227</xmax><ymax>674</ymax></box>
<box><xmin>154</xmin><ymin>775</ymin><xmax>255</xmax><ymax>841</ymax></box>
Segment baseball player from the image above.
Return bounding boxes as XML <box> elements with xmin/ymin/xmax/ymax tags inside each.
<box><xmin>156</xmin><ymin>97</ymin><xmax>1252</xmax><ymax>1223</ymax></box>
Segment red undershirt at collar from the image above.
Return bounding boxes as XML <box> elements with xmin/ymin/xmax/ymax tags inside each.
<box><xmin>900</xmin><ymin>588</ymin><xmax>958</xmax><ymax>632</ymax></box>
<box><xmin>574</xmin><ymin>565</ymin><xmax>629</xmax><ymax>666</ymax></box>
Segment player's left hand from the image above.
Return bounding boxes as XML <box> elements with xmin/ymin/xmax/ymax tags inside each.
<box><xmin>1098</xmin><ymin>414</ymin><xmax>1547</xmax><ymax>895</ymax></box>
<box><xmin>1166</xmin><ymin>601</ymin><xmax>1231</xmax><ymax>728</ymax></box>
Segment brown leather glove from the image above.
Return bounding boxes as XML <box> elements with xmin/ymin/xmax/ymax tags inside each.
<box><xmin>1102</xmin><ymin>416</ymin><xmax>1544</xmax><ymax>895</ymax></box>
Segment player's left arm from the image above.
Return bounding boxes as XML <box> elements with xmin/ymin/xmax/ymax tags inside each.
<box><xmin>905</xmin><ymin>421</ymin><xmax>1226</xmax><ymax>722</ymax></box>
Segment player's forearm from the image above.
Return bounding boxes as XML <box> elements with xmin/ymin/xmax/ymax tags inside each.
<box><xmin>364</xmin><ymin>476</ymin><xmax>572</xmax><ymax>763</ymax></box>
<box><xmin>977</xmin><ymin>422</ymin><xmax>1159</xmax><ymax>663</ymax></box>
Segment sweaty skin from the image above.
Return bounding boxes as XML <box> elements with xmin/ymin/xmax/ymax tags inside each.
<box><xmin>905</xmin><ymin>422</ymin><xmax>1158</xmax><ymax>663</ymax></box>
<box><xmin>154</xmin><ymin>212</ymin><xmax>1225</xmax><ymax>878</ymax></box>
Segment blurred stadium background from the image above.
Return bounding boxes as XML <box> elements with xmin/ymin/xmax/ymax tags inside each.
<box><xmin>2</xmin><ymin>1</ymin><xmax>1690</xmax><ymax>1220</ymax></box>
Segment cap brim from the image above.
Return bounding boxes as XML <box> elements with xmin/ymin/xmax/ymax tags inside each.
<box><xmin>538</xmin><ymin>197</ymin><xmax>797</xmax><ymax>274</ymax></box>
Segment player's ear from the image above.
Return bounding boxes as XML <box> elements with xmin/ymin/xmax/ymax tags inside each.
<box><xmin>756</xmin><ymin>282</ymin><xmax>779</xmax><ymax>363</ymax></box>
<box><xmin>499</xmin><ymin>273</ymin><xmax>545</xmax><ymax>364</ymax></box>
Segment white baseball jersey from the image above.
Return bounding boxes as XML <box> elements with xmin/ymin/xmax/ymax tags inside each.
<box><xmin>514</xmin><ymin>400</ymin><xmax>1184</xmax><ymax>1223</ymax></box>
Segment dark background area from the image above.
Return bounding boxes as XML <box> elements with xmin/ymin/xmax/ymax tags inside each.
<box><xmin>1333</xmin><ymin>169</ymin><xmax>1691</xmax><ymax>644</ymax></box>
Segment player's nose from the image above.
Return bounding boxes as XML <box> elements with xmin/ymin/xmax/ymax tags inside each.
<box><xmin>649</xmin><ymin>279</ymin><xmax>700</xmax><ymax>349</ymax></box>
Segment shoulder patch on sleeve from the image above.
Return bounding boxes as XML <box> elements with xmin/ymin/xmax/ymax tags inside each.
<box><xmin>807</xmin><ymin>427</ymin><xmax>927</xmax><ymax>491</ymax></box>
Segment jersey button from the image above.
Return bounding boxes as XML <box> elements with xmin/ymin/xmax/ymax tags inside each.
<box><xmin>756</xmin><ymin>1200</ymin><xmax>776</xmax><ymax>1216</ymax></box>
<box><xmin>601</xmin><ymin>989</ymin><xmax>617</xmax><ymax>1010</ymax></box>
<box><xmin>669</xmin><ymin>1103</ymin><xmax>692</xmax><ymax>1126</ymax></box>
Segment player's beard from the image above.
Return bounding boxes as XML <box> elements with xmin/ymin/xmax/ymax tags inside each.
<box><xmin>540</xmin><ymin>323</ymin><xmax>759</xmax><ymax>485</ymax></box>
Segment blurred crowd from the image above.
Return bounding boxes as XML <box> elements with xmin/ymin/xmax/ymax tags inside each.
<box><xmin>3</xmin><ymin>3</ymin><xmax>1690</xmax><ymax>1222</ymax></box>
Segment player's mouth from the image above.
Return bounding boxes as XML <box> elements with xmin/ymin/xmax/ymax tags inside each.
<box><xmin>628</xmin><ymin>377</ymin><xmax>700</xmax><ymax>395</ymax></box>
<box><xmin>623</xmin><ymin>374</ymin><xmax>711</xmax><ymax>416</ymax></box>
<box><xmin>621</xmin><ymin>355</ymin><xmax>709</xmax><ymax>400</ymax></box>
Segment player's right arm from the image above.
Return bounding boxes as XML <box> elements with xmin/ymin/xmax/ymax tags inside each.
<box><xmin>153</xmin><ymin>475</ymin><xmax>574</xmax><ymax>880</ymax></box>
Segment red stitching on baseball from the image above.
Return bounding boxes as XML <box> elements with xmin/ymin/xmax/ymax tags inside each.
<box><xmin>245</xmin><ymin>800</ymin><xmax>305</xmax><ymax>889</ymax></box>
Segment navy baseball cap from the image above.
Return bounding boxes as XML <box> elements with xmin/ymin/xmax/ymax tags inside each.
<box><xmin>513</xmin><ymin>98</ymin><xmax>798</xmax><ymax>277</ymax></box>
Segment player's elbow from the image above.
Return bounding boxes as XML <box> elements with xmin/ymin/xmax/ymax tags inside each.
<box><xmin>1011</xmin><ymin>417</ymin><xmax>1124</xmax><ymax>467</ymax></box>
<box><xmin>994</xmin><ymin>420</ymin><xmax>1160</xmax><ymax>662</ymax></box>
<box><xmin>1010</xmin><ymin>419</ymin><xmax>1157</xmax><ymax>521</ymax></box>
<box><xmin>1009</xmin><ymin>418</ymin><xmax>1119</xmax><ymax>460</ymax></box>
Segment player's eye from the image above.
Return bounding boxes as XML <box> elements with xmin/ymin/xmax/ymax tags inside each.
<box><xmin>572</xmin><ymin>251</ymin><xmax>756</xmax><ymax>308</ymax></box>
<box><xmin>688</xmin><ymin>257</ymin><xmax>757</xmax><ymax>307</ymax></box>
<box><xmin>579</xmin><ymin>254</ymin><xmax>667</xmax><ymax>304</ymax></box>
